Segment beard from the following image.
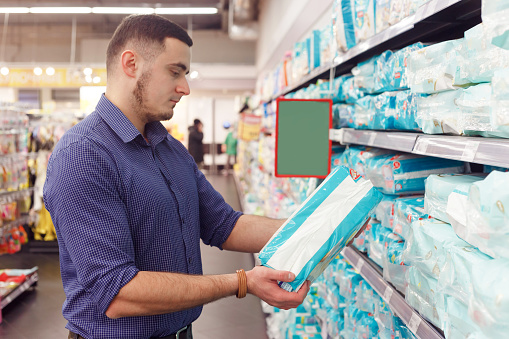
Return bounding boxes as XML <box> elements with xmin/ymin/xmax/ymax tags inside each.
<box><xmin>131</xmin><ymin>69</ymin><xmax>174</xmax><ymax>123</ymax></box>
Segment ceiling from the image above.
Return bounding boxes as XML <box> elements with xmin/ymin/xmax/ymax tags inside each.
<box><xmin>0</xmin><ymin>1</ymin><xmax>228</xmax><ymax>33</ymax></box>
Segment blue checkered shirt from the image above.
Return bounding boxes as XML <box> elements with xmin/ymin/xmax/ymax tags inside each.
<box><xmin>43</xmin><ymin>94</ymin><xmax>242</xmax><ymax>339</ymax></box>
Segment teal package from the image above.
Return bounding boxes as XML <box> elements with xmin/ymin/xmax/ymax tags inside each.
<box><xmin>371</xmin><ymin>91</ymin><xmax>398</xmax><ymax>130</ymax></box>
<box><xmin>311</xmin><ymin>30</ymin><xmax>321</xmax><ymax>70</ymax></box>
<box><xmin>402</xmin><ymin>218</ymin><xmax>468</xmax><ymax>278</ymax></box>
<box><xmin>342</xmin><ymin>76</ymin><xmax>366</xmax><ymax>103</ymax></box>
<box><xmin>342</xmin><ymin>0</ymin><xmax>357</xmax><ymax>49</ymax></box>
<box><xmin>406</xmin><ymin>266</ymin><xmax>444</xmax><ymax>329</ymax></box>
<box><xmin>365</xmin><ymin>153</ymin><xmax>465</xmax><ymax>194</ymax></box>
<box><xmin>395</xmin><ymin>90</ymin><xmax>425</xmax><ymax>131</ymax></box>
<box><xmin>354</xmin><ymin>95</ymin><xmax>374</xmax><ymax>129</ymax></box>
<box><xmin>353</xmin><ymin>0</ymin><xmax>376</xmax><ymax>43</ymax></box>
<box><xmin>347</xmin><ymin>145</ymin><xmax>395</xmax><ymax>178</ymax></box>
<box><xmin>258</xmin><ymin>166</ymin><xmax>383</xmax><ymax>292</ymax></box>
<box><xmin>470</xmin><ymin>258</ymin><xmax>509</xmax><ymax>338</ymax></box>
<box><xmin>392</xmin><ymin>196</ymin><xmax>427</xmax><ymax>239</ymax></box>
<box><xmin>374</xmin><ymin>50</ymin><xmax>394</xmax><ymax>92</ymax></box>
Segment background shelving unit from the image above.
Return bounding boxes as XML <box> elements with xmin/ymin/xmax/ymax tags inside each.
<box><xmin>0</xmin><ymin>267</ymin><xmax>38</xmax><ymax>324</ymax></box>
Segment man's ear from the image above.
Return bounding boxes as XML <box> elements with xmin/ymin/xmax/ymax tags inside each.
<box><xmin>120</xmin><ymin>50</ymin><xmax>138</xmax><ymax>78</ymax></box>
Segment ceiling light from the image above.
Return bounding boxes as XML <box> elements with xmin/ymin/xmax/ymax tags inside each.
<box><xmin>30</xmin><ymin>7</ymin><xmax>92</xmax><ymax>14</ymax></box>
<box><xmin>189</xmin><ymin>71</ymin><xmax>199</xmax><ymax>79</ymax></box>
<box><xmin>83</xmin><ymin>67</ymin><xmax>93</xmax><ymax>76</ymax></box>
<box><xmin>92</xmin><ymin>7</ymin><xmax>155</xmax><ymax>14</ymax></box>
<box><xmin>0</xmin><ymin>7</ymin><xmax>29</xmax><ymax>13</ymax></box>
<box><xmin>155</xmin><ymin>7</ymin><xmax>218</xmax><ymax>15</ymax></box>
<box><xmin>93</xmin><ymin>76</ymin><xmax>101</xmax><ymax>84</ymax></box>
<box><xmin>0</xmin><ymin>67</ymin><xmax>9</xmax><ymax>76</ymax></box>
<box><xmin>45</xmin><ymin>67</ymin><xmax>55</xmax><ymax>76</ymax></box>
<box><xmin>85</xmin><ymin>75</ymin><xmax>92</xmax><ymax>83</ymax></box>
<box><xmin>33</xmin><ymin>67</ymin><xmax>42</xmax><ymax>76</ymax></box>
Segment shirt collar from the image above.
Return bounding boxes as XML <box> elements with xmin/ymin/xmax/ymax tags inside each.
<box><xmin>95</xmin><ymin>94</ymin><xmax>168</xmax><ymax>145</ymax></box>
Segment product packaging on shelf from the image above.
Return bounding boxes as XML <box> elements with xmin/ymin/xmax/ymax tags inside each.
<box><xmin>258</xmin><ymin>166</ymin><xmax>383</xmax><ymax>292</ymax></box>
<box><xmin>424</xmin><ymin>174</ymin><xmax>485</xmax><ymax>223</ymax></box>
<box><xmin>394</xmin><ymin>91</ymin><xmax>425</xmax><ymax>131</ymax></box>
<box><xmin>405</xmin><ymin>266</ymin><xmax>443</xmax><ymax>328</ymax></box>
<box><xmin>481</xmin><ymin>0</ymin><xmax>509</xmax><ymax>50</ymax></box>
<box><xmin>333</xmin><ymin>0</ymin><xmax>356</xmax><ymax>53</ymax></box>
<box><xmin>392</xmin><ymin>196</ymin><xmax>427</xmax><ymax>239</ymax></box>
<box><xmin>353</xmin><ymin>0</ymin><xmax>376</xmax><ymax>43</ymax></box>
<box><xmin>491</xmin><ymin>68</ymin><xmax>509</xmax><ymax>136</ymax></box>
<box><xmin>364</xmin><ymin>153</ymin><xmax>465</xmax><ymax>195</ymax></box>
<box><xmin>448</xmin><ymin>170</ymin><xmax>509</xmax><ymax>259</ymax></box>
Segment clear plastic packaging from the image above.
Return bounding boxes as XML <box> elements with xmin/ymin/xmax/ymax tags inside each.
<box><xmin>424</xmin><ymin>174</ymin><xmax>485</xmax><ymax>223</ymax></box>
<box><xmin>395</xmin><ymin>90</ymin><xmax>425</xmax><ymax>131</ymax></box>
<box><xmin>405</xmin><ymin>266</ymin><xmax>443</xmax><ymax>328</ymax></box>
<box><xmin>491</xmin><ymin>68</ymin><xmax>509</xmax><ymax>136</ymax></box>
<box><xmin>353</xmin><ymin>0</ymin><xmax>376</xmax><ymax>43</ymax></box>
<box><xmin>407</xmin><ymin>39</ymin><xmax>468</xmax><ymax>94</ymax></box>
<box><xmin>333</xmin><ymin>0</ymin><xmax>356</xmax><ymax>53</ymax></box>
<box><xmin>365</xmin><ymin>153</ymin><xmax>465</xmax><ymax>195</ymax></box>
<box><xmin>392</xmin><ymin>196</ymin><xmax>426</xmax><ymax>239</ymax></box>
<box><xmin>469</xmin><ymin>258</ymin><xmax>509</xmax><ymax>338</ymax></box>
<box><xmin>481</xmin><ymin>0</ymin><xmax>509</xmax><ymax>50</ymax></box>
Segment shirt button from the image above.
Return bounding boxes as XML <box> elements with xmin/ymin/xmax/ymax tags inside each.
<box><xmin>188</xmin><ymin>257</ymin><xmax>192</xmax><ymax>264</ymax></box>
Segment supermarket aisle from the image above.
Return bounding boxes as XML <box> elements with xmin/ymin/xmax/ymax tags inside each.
<box><xmin>0</xmin><ymin>174</ymin><xmax>267</xmax><ymax>339</ymax></box>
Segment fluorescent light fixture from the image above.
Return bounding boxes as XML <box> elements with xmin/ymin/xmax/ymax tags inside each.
<box><xmin>83</xmin><ymin>67</ymin><xmax>93</xmax><ymax>76</ymax></box>
<box><xmin>0</xmin><ymin>67</ymin><xmax>9</xmax><ymax>76</ymax></box>
<box><xmin>0</xmin><ymin>7</ymin><xmax>29</xmax><ymax>13</ymax></box>
<box><xmin>33</xmin><ymin>67</ymin><xmax>42</xmax><ymax>76</ymax></box>
<box><xmin>189</xmin><ymin>71</ymin><xmax>199</xmax><ymax>79</ymax></box>
<box><xmin>93</xmin><ymin>76</ymin><xmax>101</xmax><ymax>84</ymax></box>
<box><xmin>155</xmin><ymin>7</ymin><xmax>218</xmax><ymax>15</ymax></box>
<box><xmin>45</xmin><ymin>67</ymin><xmax>55</xmax><ymax>76</ymax></box>
<box><xmin>92</xmin><ymin>7</ymin><xmax>155</xmax><ymax>14</ymax></box>
<box><xmin>85</xmin><ymin>75</ymin><xmax>92</xmax><ymax>83</ymax></box>
<box><xmin>30</xmin><ymin>7</ymin><xmax>92</xmax><ymax>14</ymax></box>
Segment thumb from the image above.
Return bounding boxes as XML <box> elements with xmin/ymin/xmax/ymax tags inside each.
<box><xmin>273</xmin><ymin>270</ymin><xmax>296</xmax><ymax>282</ymax></box>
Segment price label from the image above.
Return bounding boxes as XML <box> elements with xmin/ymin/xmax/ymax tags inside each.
<box><xmin>356</xmin><ymin>258</ymin><xmax>365</xmax><ymax>272</ymax></box>
<box><xmin>383</xmin><ymin>287</ymin><xmax>393</xmax><ymax>303</ymax></box>
<box><xmin>413</xmin><ymin>137</ymin><xmax>430</xmax><ymax>155</ymax></box>
<box><xmin>367</xmin><ymin>132</ymin><xmax>377</xmax><ymax>146</ymax></box>
<box><xmin>461</xmin><ymin>140</ymin><xmax>480</xmax><ymax>162</ymax></box>
<box><xmin>408</xmin><ymin>312</ymin><xmax>422</xmax><ymax>334</ymax></box>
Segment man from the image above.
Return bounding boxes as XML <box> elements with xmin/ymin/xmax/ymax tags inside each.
<box><xmin>44</xmin><ymin>14</ymin><xmax>309</xmax><ymax>339</ymax></box>
<box><xmin>221</xmin><ymin>121</ymin><xmax>237</xmax><ymax>176</ymax></box>
<box><xmin>188</xmin><ymin>118</ymin><xmax>204</xmax><ymax>169</ymax></box>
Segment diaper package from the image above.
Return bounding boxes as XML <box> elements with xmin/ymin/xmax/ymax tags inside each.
<box><xmin>482</xmin><ymin>0</ymin><xmax>509</xmax><ymax>50</ymax></box>
<box><xmin>382</xmin><ymin>235</ymin><xmax>408</xmax><ymax>292</ymax></box>
<box><xmin>370</xmin><ymin>91</ymin><xmax>398</xmax><ymax>130</ymax></box>
<box><xmin>402</xmin><ymin>219</ymin><xmax>468</xmax><ymax>278</ymax></box>
<box><xmin>438</xmin><ymin>243</ymin><xmax>492</xmax><ymax>307</ymax></box>
<box><xmin>353</xmin><ymin>95</ymin><xmax>373</xmax><ymax>129</ymax></box>
<box><xmin>365</xmin><ymin>153</ymin><xmax>465</xmax><ymax>195</ymax></box>
<box><xmin>406</xmin><ymin>266</ymin><xmax>443</xmax><ymax>328</ymax></box>
<box><xmin>392</xmin><ymin>196</ymin><xmax>427</xmax><ymax>239</ymax></box>
<box><xmin>354</xmin><ymin>0</ymin><xmax>376</xmax><ymax>43</ymax></box>
<box><xmin>333</xmin><ymin>0</ymin><xmax>356</xmax><ymax>53</ymax></box>
<box><xmin>462</xmin><ymin>24</ymin><xmax>509</xmax><ymax>84</ymax></box>
<box><xmin>259</xmin><ymin>166</ymin><xmax>383</xmax><ymax>292</ymax></box>
<box><xmin>407</xmin><ymin>39</ymin><xmax>469</xmax><ymax>94</ymax></box>
<box><xmin>332</xmin><ymin>104</ymin><xmax>354</xmax><ymax>129</ymax></box>
<box><xmin>347</xmin><ymin>146</ymin><xmax>395</xmax><ymax>178</ymax></box>
<box><xmin>443</xmin><ymin>296</ymin><xmax>486</xmax><ymax>339</ymax></box>
<box><xmin>416</xmin><ymin>83</ymin><xmax>493</xmax><ymax>135</ymax></box>
<box><xmin>462</xmin><ymin>171</ymin><xmax>509</xmax><ymax>259</ymax></box>
<box><xmin>469</xmin><ymin>258</ymin><xmax>509</xmax><ymax>338</ymax></box>
<box><xmin>375</xmin><ymin>0</ymin><xmax>391</xmax><ymax>34</ymax></box>
<box><xmin>352</xmin><ymin>56</ymin><xmax>377</xmax><ymax>93</ymax></box>
<box><xmin>374</xmin><ymin>194</ymin><xmax>399</xmax><ymax>229</ymax></box>
<box><xmin>374</xmin><ymin>51</ymin><xmax>395</xmax><ymax>92</ymax></box>
<box><xmin>342</xmin><ymin>76</ymin><xmax>366</xmax><ymax>104</ymax></box>
<box><xmin>491</xmin><ymin>68</ymin><xmax>509</xmax><ymax>136</ymax></box>
<box><xmin>424</xmin><ymin>174</ymin><xmax>485</xmax><ymax>223</ymax></box>
<box><xmin>395</xmin><ymin>90</ymin><xmax>425</xmax><ymax>131</ymax></box>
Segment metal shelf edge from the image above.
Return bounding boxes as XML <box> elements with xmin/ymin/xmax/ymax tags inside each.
<box><xmin>1</xmin><ymin>270</ymin><xmax>39</xmax><ymax>309</ymax></box>
<box><xmin>340</xmin><ymin>247</ymin><xmax>444</xmax><ymax>339</ymax></box>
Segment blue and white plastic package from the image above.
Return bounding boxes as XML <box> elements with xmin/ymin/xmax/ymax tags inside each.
<box><xmin>258</xmin><ymin>166</ymin><xmax>383</xmax><ymax>292</ymax></box>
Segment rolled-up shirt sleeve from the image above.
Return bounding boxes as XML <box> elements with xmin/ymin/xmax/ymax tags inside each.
<box><xmin>44</xmin><ymin>138</ymin><xmax>138</xmax><ymax>315</ymax></box>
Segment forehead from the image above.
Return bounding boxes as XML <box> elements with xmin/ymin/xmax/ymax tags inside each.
<box><xmin>158</xmin><ymin>37</ymin><xmax>191</xmax><ymax>68</ymax></box>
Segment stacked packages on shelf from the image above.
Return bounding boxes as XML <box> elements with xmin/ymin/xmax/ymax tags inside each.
<box><xmin>0</xmin><ymin>103</ymin><xmax>31</xmax><ymax>255</ymax></box>
<box><xmin>264</xmin><ymin>257</ymin><xmax>417</xmax><ymax>339</ymax></box>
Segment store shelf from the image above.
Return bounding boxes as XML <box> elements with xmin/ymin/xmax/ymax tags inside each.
<box><xmin>332</xmin><ymin>129</ymin><xmax>509</xmax><ymax>168</ymax></box>
<box><xmin>265</xmin><ymin>0</ymin><xmax>480</xmax><ymax>103</ymax></box>
<box><xmin>232</xmin><ymin>171</ymin><xmax>246</xmax><ymax>213</ymax></box>
<box><xmin>341</xmin><ymin>247</ymin><xmax>444</xmax><ymax>339</ymax></box>
<box><xmin>0</xmin><ymin>267</ymin><xmax>38</xmax><ymax>323</ymax></box>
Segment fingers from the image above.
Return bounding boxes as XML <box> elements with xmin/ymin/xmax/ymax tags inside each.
<box><xmin>274</xmin><ymin>270</ymin><xmax>296</xmax><ymax>283</ymax></box>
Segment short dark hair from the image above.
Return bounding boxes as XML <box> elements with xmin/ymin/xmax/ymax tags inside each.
<box><xmin>193</xmin><ymin>119</ymin><xmax>202</xmax><ymax>126</ymax></box>
<box><xmin>106</xmin><ymin>14</ymin><xmax>193</xmax><ymax>75</ymax></box>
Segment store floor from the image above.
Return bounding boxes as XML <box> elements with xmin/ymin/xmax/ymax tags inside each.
<box><xmin>0</xmin><ymin>173</ymin><xmax>268</xmax><ymax>339</ymax></box>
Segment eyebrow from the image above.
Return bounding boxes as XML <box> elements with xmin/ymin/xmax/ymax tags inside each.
<box><xmin>168</xmin><ymin>63</ymin><xmax>189</xmax><ymax>74</ymax></box>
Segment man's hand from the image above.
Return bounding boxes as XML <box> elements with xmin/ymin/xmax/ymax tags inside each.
<box><xmin>245</xmin><ymin>266</ymin><xmax>310</xmax><ymax>310</ymax></box>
